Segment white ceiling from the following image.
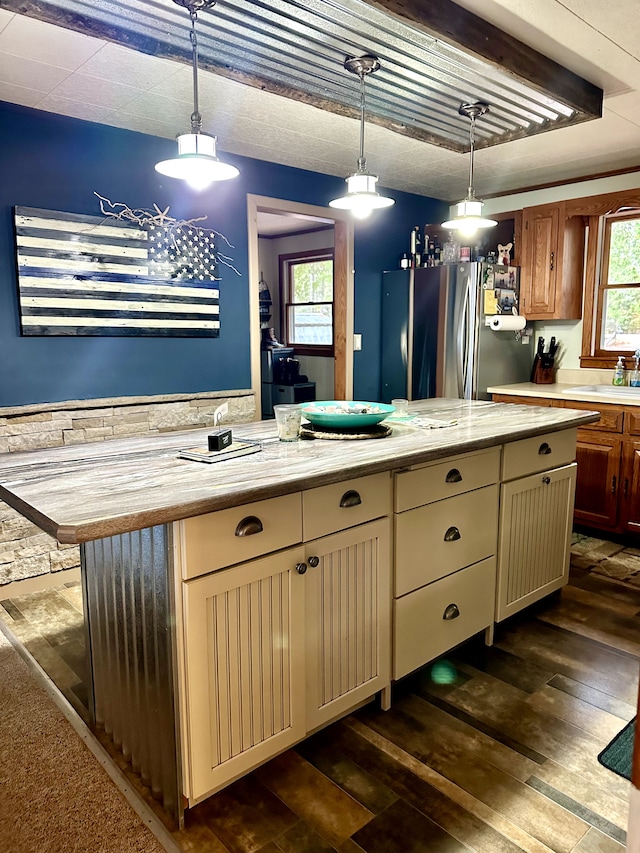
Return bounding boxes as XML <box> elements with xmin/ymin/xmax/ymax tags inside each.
<box><xmin>1</xmin><ymin>0</ymin><xmax>639</xmax><ymax>202</ymax></box>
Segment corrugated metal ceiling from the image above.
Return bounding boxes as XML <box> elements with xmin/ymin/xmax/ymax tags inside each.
<box><xmin>9</xmin><ymin>0</ymin><xmax>602</xmax><ymax>152</ymax></box>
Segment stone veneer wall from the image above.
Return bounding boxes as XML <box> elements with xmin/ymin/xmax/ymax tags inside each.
<box><xmin>0</xmin><ymin>390</ymin><xmax>255</xmax><ymax>587</ymax></box>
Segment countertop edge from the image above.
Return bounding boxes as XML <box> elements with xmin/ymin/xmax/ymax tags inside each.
<box><xmin>487</xmin><ymin>382</ymin><xmax>640</xmax><ymax>406</ymax></box>
<box><xmin>0</xmin><ymin>410</ymin><xmax>598</xmax><ymax>544</ymax></box>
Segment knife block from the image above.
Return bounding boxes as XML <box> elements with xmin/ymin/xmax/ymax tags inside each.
<box><xmin>532</xmin><ymin>360</ymin><xmax>555</xmax><ymax>384</ymax></box>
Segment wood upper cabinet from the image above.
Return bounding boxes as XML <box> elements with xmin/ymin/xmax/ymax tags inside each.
<box><xmin>520</xmin><ymin>202</ymin><xmax>585</xmax><ymax>320</ymax></box>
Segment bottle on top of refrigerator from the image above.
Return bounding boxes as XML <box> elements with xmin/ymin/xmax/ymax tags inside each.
<box><xmin>612</xmin><ymin>356</ymin><xmax>626</xmax><ymax>386</ymax></box>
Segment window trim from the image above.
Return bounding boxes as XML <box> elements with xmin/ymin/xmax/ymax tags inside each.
<box><xmin>279</xmin><ymin>247</ymin><xmax>334</xmax><ymax>357</ymax></box>
<box><xmin>593</xmin><ymin>211</ymin><xmax>640</xmax><ymax>359</ymax></box>
<box><xmin>577</xmin><ymin>189</ymin><xmax>640</xmax><ymax>368</ymax></box>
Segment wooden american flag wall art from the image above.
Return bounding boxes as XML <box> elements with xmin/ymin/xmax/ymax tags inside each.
<box><xmin>13</xmin><ymin>206</ymin><xmax>221</xmax><ymax>337</ymax></box>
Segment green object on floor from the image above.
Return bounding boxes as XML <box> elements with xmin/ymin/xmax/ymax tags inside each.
<box><xmin>598</xmin><ymin>717</ymin><xmax>635</xmax><ymax>781</ymax></box>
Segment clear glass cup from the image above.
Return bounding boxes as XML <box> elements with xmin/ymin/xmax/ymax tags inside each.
<box><xmin>273</xmin><ymin>404</ymin><xmax>302</xmax><ymax>441</ymax></box>
<box><xmin>391</xmin><ymin>398</ymin><xmax>409</xmax><ymax>417</ymax></box>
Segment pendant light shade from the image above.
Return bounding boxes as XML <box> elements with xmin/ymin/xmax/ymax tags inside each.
<box><xmin>441</xmin><ymin>102</ymin><xmax>496</xmax><ymax>237</ymax></box>
<box><xmin>155</xmin><ymin>0</ymin><xmax>239</xmax><ymax>190</ymax></box>
<box><xmin>329</xmin><ymin>56</ymin><xmax>394</xmax><ymax>219</ymax></box>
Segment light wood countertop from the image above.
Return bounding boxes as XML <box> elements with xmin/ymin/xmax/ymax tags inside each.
<box><xmin>0</xmin><ymin>398</ymin><xmax>599</xmax><ymax>544</ymax></box>
<box><xmin>488</xmin><ymin>381</ymin><xmax>640</xmax><ymax>407</ymax></box>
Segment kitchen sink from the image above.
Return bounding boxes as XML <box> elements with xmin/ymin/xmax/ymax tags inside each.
<box><xmin>562</xmin><ymin>384</ymin><xmax>640</xmax><ymax>397</ymax></box>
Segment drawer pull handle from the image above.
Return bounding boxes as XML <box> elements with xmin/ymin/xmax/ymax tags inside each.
<box><xmin>446</xmin><ymin>468</ymin><xmax>463</xmax><ymax>483</ymax></box>
<box><xmin>538</xmin><ymin>442</ymin><xmax>552</xmax><ymax>455</ymax></box>
<box><xmin>340</xmin><ymin>489</ymin><xmax>362</xmax><ymax>508</ymax></box>
<box><xmin>444</xmin><ymin>526</ymin><xmax>461</xmax><ymax>542</ymax></box>
<box><xmin>308</xmin><ymin>555</ymin><xmax>320</xmax><ymax>568</ymax></box>
<box><xmin>235</xmin><ymin>516</ymin><xmax>263</xmax><ymax>537</ymax></box>
<box><xmin>443</xmin><ymin>603</ymin><xmax>460</xmax><ymax>621</ymax></box>
<box><xmin>295</xmin><ymin>562</ymin><xmax>307</xmax><ymax>575</ymax></box>
<box><xmin>542</xmin><ymin>476</ymin><xmax>551</xmax><ymax>485</ymax></box>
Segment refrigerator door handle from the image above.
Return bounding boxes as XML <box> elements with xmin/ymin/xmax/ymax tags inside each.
<box><xmin>456</xmin><ymin>279</ymin><xmax>471</xmax><ymax>398</ymax></box>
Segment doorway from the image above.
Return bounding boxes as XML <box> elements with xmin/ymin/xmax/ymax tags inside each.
<box><xmin>247</xmin><ymin>195</ymin><xmax>355</xmax><ymax>419</ymax></box>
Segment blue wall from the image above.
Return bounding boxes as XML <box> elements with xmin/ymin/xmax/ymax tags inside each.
<box><xmin>0</xmin><ymin>102</ymin><xmax>447</xmax><ymax>406</ymax></box>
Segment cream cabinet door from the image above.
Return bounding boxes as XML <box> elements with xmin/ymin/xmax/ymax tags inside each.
<box><xmin>496</xmin><ymin>463</ymin><xmax>577</xmax><ymax>621</ymax></box>
<box><xmin>181</xmin><ymin>547</ymin><xmax>306</xmax><ymax>803</ymax></box>
<box><xmin>304</xmin><ymin>518</ymin><xmax>391</xmax><ymax>731</ymax></box>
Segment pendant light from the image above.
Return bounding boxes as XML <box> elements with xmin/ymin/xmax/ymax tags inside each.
<box><xmin>441</xmin><ymin>102</ymin><xmax>497</xmax><ymax>237</ymax></box>
<box><xmin>155</xmin><ymin>0</ymin><xmax>239</xmax><ymax>191</ymax></box>
<box><xmin>329</xmin><ymin>55</ymin><xmax>394</xmax><ymax>219</ymax></box>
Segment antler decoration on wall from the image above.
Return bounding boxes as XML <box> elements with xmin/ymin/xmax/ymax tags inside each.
<box><xmin>94</xmin><ymin>192</ymin><xmax>240</xmax><ymax>278</ymax></box>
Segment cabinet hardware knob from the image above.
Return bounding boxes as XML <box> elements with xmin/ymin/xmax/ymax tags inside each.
<box><xmin>445</xmin><ymin>468</ymin><xmax>463</xmax><ymax>483</ymax></box>
<box><xmin>443</xmin><ymin>603</ymin><xmax>460</xmax><ymax>620</ymax></box>
<box><xmin>542</xmin><ymin>476</ymin><xmax>551</xmax><ymax>485</ymax></box>
<box><xmin>550</xmin><ymin>251</ymin><xmax>555</xmax><ymax>271</ymax></box>
<box><xmin>538</xmin><ymin>442</ymin><xmax>552</xmax><ymax>455</ymax></box>
<box><xmin>340</xmin><ymin>489</ymin><xmax>362</xmax><ymax>508</ymax></box>
<box><xmin>235</xmin><ymin>516</ymin><xmax>264</xmax><ymax>537</ymax></box>
<box><xmin>444</xmin><ymin>526</ymin><xmax>461</xmax><ymax>542</ymax></box>
<box><xmin>611</xmin><ymin>475</ymin><xmax>617</xmax><ymax>495</ymax></box>
<box><xmin>308</xmin><ymin>555</ymin><xmax>320</xmax><ymax>568</ymax></box>
<box><xmin>295</xmin><ymin>562</ymin><xmax>307</xmax><ymax>575</ymax></box>
<box><xmin>624</xmin><ymin>477</ymin><xmax>629</xmax><ymax>497</ymax></box>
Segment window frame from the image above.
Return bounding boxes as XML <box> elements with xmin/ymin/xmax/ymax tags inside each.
<box><xmin>279</xmin><ymin>247</ymin><xmax>334</xmax><ymax>357</ymax></box>
<box><xmin>593</xmin><ymin>210</ymin><xmax>640</xmax><ymax>359</ymax></box>
<box><xmin>577</xmin><ymin>189</ymin><xmax>640</xmax><ymax>369</ymax></box>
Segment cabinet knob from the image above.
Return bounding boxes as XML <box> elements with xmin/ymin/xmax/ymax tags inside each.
<box><xmin>542</xmin><ymin>476</ymin><xmax>551</xmax><ymax>485</ymax></box>
<box><xmin>340</xmin><ymin>489</ymin><xmax>362</xmax><ymax>508</ymax></box>
<box><xmin>308</xmin><ymin>555</ymin><xmax>320</xmax><ymax>568</ymax></box>
<box><xmin>445</xmin><ymin>468</ymin><xmax>463</xmax><ymax>483</ymax></box>
<box><xmin>538</xmin><ymin>442</ymin><xmax>552</xmax><ymax>455</ymax></box>
<box><xmin>611</xmin><ymin>475</ymin><xmax>617</xmax><ymax>495</ymax></box>
<box><xmin>235</xmin><ymin>516</ymin><xmax>264</xmax><ymax>537</ymax></box>
<box><xmin>444</xmin><ymin>526</ymin><xmax>461</xmax><ymax>542</ymax></box>
<box><xmin>443</xmin><ymin>603</ymin><xmax>460</xmax><ymax>620</ymax></box>
<box><xmin>295</xmin><ymin>562</ymin><xmax>307</xmax><ymax>575</ymax></box>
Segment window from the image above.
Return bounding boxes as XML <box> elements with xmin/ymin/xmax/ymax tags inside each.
<box><xmin>279</xmin><ymin>249</ymin><xmax>334</xmax><ymax>356</ymax></box>
<box><xmin>596</xmin><ymin>212</ymin><xmax>640</xmax><ymax>356</ymax></box>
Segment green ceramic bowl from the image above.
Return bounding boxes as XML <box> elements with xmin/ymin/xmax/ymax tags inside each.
<box><xmin>301</xmin><ymin>400</ymin><xmax>395</xmax><ymax>428</ymax></box>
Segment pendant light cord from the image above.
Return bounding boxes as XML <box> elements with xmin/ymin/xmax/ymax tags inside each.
<box><xmin>189</xmin><ymin>8</ymin><xmax>203</xmax><ymax>134</ymax></box>
<box><xmin>467</xmin><ymin>113</ymin><xmax>476</xmax><ymax>200</ymax></box>
<box><xmin>357</xmin><ymin>70</ymin><xmax>367</xmax><ymax>172</ymax></box>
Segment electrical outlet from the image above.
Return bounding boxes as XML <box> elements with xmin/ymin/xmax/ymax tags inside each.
<box><xmin>353</xmin><ymin>333</ymin><xmax>362</xmax><ymax>351</ymax></box>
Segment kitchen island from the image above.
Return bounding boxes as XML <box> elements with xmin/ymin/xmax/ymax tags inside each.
<box><xmin>0</xmin><ymin>398</ymin><xmax>599</xmax><ymax>826</ymax></box>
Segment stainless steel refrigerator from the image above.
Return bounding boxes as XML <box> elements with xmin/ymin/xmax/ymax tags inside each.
<box><xmin>381</xmin><ymin>263</ymin><xmax>532</xmax><ymax>402</ymax></box>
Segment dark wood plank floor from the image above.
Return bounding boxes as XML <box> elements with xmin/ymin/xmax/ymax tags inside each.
<box><xmin>1</xmin><ymin>556</ymin><xmax>637</xmax><ymax>853</ymax></box>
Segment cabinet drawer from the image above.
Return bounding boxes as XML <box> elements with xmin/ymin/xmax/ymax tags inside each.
<box><xmin>563</xmin><ymin>400</ymin><xmax>623</xmax><ymax>432</ymax></box>
<box><xmin>393</xmin><ymin>557</ymin><xmax>495</xmax><ymax>680</ymax></box>
<box><xmin>394</xmin><ymin>447</ymin><xmax>500</xmax><ymax>512</ymax></box>
<box><xmin>178</xmin><ymin>493</ymin><xmax>303</xmax><ymax>579</ymax></box>
<box><xmin>395</xmin><ymin>485</ymin><xmax>498</xmax><ymax>596</ymax></box>
<box><xmin>302</xmin><ymin>472</ymin><xmax>391</xmax><ymax>541</ymax></box>
<box><xmin>502</xmin><ymin>428</ymin><xmax>576</xmax><ymax>480</ymax></box>
<box><xmin>626</xmin><ymin>409</ymin><xmax>640</xmax><ymax>436</ymax></box>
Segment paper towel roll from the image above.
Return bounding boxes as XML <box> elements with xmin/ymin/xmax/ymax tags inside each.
<box><xmin>490</xmin><ymin>314</ymin><xmax>527</xmax><ymax>331</ymax></box>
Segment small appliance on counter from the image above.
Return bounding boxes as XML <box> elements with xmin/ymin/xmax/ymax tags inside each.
<box><xmin>260</xmin><ymin>348</ymin><xmax>316</xmax><ymax>417</ymax></box>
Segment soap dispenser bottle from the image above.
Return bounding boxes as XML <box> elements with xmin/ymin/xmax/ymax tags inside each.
<box><xmin>631</xmin><ymin>350</ymin><xmax>640</xmax><ymax>387</ymax></box>
<box><xmin>613</xmin><ymin>356</ymin><xmax>626</xmax><ymax>386</ymax></box>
